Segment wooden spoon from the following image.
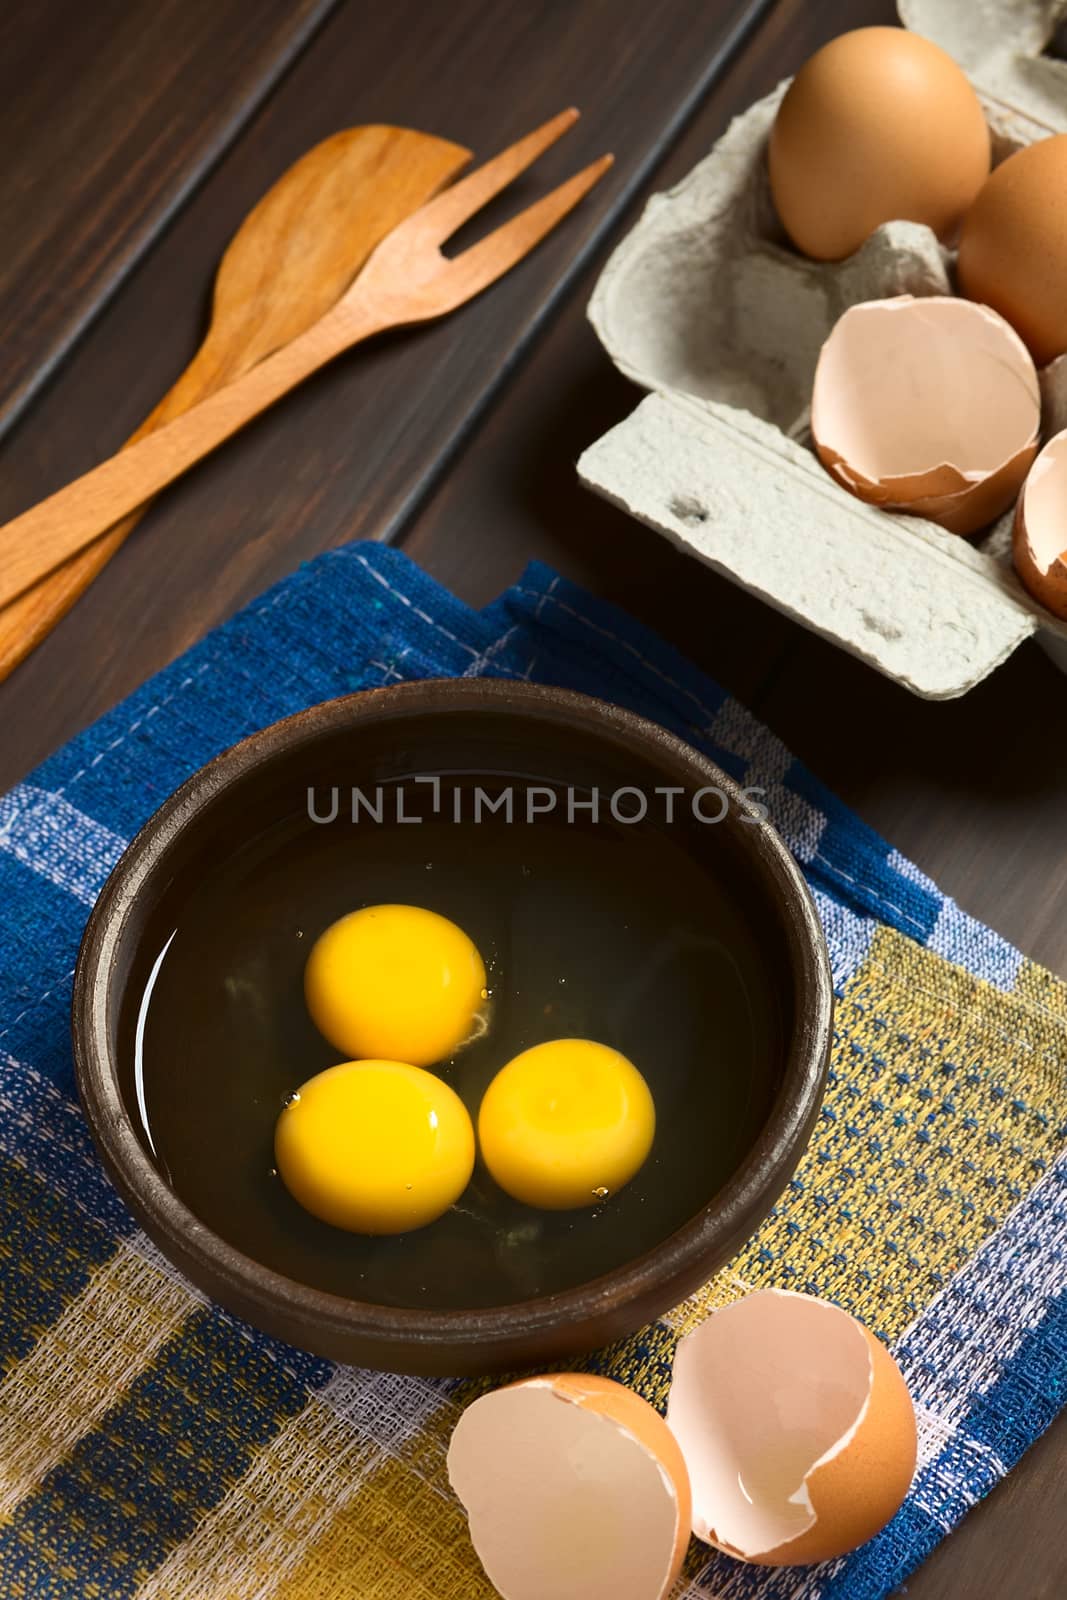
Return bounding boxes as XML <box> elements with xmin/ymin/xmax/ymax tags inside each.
<box><xmin>0</xmin><ymin>125</ymin><xmax>470</xmax><ymax>682</ymax></box>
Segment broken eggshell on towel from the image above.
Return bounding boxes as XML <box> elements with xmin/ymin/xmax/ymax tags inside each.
<box><xmin>447</xmin><ymin>1292</ymin><xmax>917</xmax><ymax>1594</ymax></box>
<box><xmin>811</xmin><ymin>295</ymin><xmax>1040</xmax><ymax>537</ymax></box>
<box><xmin>665</xmin><ymin>1289</ymin><xmax>917</xmax><ymax>1567</ymax></box>
<box><xmin>446</xmin><ymin>1373</ymin><xmax>692</xmax><ymax>1600</ymax></box>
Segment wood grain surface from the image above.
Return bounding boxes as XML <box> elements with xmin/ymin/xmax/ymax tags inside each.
<box><xmin>0</xmin><ymin>0</ymin><xmax>337</xmax><ymax>438</ymax></box>
<box><xmin>0</xmin><ymin>1</ymin><xmax>1062</xmax><ymax>1596</ymax></box>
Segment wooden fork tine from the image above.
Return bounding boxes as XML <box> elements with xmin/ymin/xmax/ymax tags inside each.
<box><xmin>445</xmin><ymin>154</ymin><xmax>613</xmax><ymax>297</ymax></box>
<box><xmin>409</xmin><ymin>108</ymin><xmax>580</xmax><ymax>244</ymax></box>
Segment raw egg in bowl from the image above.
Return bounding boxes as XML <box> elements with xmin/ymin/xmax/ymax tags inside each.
<box><xmin>73</xmin><ymin>681</ymin><xmax>831</xmax><ymax>1375</ymax></box>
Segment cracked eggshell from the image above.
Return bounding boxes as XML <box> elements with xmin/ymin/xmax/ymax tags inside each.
<box><xmin>1014</xmin><ymin>427</ymin><xmax>1067</xmax><ymax>620</ymax></box>
<box><xmin>666</xmin><ymin>1289</ymin><xmax>916</xmax><ymax>1566</ymax></box>
<box><xmin>812</xmin><ymin>295</ymin><xmax>1040</xmax><ymax>536</ymax></box>
<box><xmin>447</xmin><ymin>1373</ymin><xmax>691</xmax><ymax>1600</ymax></box>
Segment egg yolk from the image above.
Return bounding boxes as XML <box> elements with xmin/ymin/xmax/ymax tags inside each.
<box><xmin>478</xmin><ymin>1039</ymin><xmax>655</xmax><ymax>1210</ymax></box>
<box><xmin>274</xmin><ymin>1059</ymin><xmax>475</xmax><ymax>1234</ymax></box>
<box><xmin>304</xmin><ymin>904</ymin><xmax>486</xmax><ymax>1067</ymax></box>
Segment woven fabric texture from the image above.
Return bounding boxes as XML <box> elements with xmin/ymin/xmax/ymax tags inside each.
<box><xmin>0</xmin><ymin>542</ymin><xmax>1063</xmax><ymax>1600</ymax></box>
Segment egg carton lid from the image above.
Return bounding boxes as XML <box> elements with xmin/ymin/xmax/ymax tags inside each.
<box><xmin>580</xmin><ymin>0</ymin><xmax>1067</xmax><ymax>698</ymax></box>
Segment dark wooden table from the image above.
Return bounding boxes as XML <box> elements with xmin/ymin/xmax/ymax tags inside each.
<box><xmin>1</xmin><ymin>2</ymin><xmax>1063</xmax><ymax>1595</ymax></box>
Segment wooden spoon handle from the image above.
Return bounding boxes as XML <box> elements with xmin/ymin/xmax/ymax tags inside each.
<box><xmin>0</xmin><ymin>337</ymin><xmax>243</xmax><ymax>682</ymax></box>
<box><xmin>0</xmin><ymin>302</ymin><xmax>382</xmax><ymax>613</ymax></box>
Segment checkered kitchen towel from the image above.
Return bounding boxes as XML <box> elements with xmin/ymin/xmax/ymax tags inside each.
<box><xmin>0</xmin><ymin>542</ymin><xmax>1063</xmax><ymax>1600</ymax></box>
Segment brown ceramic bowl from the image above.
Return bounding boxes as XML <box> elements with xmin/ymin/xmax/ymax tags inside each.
<box><xmin>73</xmin><ymin>680</ymin><xmax>831</xmax><ymax>1375</ymax></box>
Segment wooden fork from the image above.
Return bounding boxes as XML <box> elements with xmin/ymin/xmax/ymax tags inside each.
<box><xmin>0</xmin><ymin>125</ymin><xmax>472</xmax><ymax>683</ymax></box>
<box><xmin>0</xmin><ymin>110</ymin><xmax>610</xmax><ymax>613</ymax></box>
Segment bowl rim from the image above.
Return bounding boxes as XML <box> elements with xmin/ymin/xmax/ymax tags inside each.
<box><xmin>73</xmin><ymin>679</ymin><xmax>832</xmax><ymax>1364</ymax></box>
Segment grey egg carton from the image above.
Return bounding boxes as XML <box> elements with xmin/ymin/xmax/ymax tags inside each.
<box><xmin>579</xmin><ymin>0</ymin><xmax>1067</xmax><ymax>698</ymax></box>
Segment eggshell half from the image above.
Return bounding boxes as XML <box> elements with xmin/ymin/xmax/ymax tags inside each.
<box><xmin>812</xmin><ymin>296</ymin><xmax>1040</xmax><ymax>536</ymax></box>
<box><xmin>665</xmin><ymin>1289</ymin><xmax>916</xmax><ymax>1566</ymax></box>
<box><xmin>1013</xmin><ymin>428</ymin><xmax>1067</xmax><ymax>620</ymax></box>
<box><xmin>448</xmin><ymin>1373</ymin><xmax>691</xmax><ymax>1600</ymax></box>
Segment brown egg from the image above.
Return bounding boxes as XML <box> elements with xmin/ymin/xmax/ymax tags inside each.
<box><xmin>958</xmin><ymin>136</ymin><xmax>1067</xmax><ymax>367</ymax></box>
<box><xmin>769</xmin><ymin>27</ymin><xmax>990</xmax><ymax>262</ymax></box>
